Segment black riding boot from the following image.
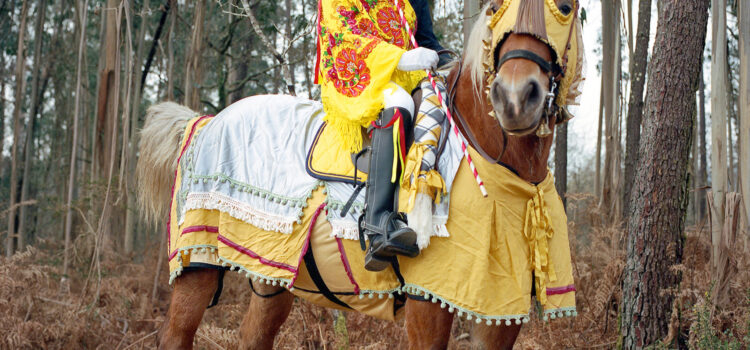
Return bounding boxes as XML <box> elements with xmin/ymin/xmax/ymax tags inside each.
<box><xmin>361</xmin><ymin>107</ymin><xmax>419</xmax><ymax>272</ymax></box>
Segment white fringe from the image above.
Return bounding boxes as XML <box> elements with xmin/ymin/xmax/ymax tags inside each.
<box><xmin>330</xmin><ymin>219</ymin><xmax>361</xmax><ymax>240</ymax></box>
<box><xmin>407</xmin><ymin>193</ymin><xmax>435</xmax><ymax>250</ymax></box>
<box><xmin>184</xmin><ymin>192</ymin><xmax>298</xmax><ymax>233</ymax></box>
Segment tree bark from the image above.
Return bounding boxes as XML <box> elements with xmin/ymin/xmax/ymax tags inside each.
<box><xmin>620</xmin><ymin>0</ymin><xmax>709</xmax><ymax>347</ymax></box>
<box><xmin>697</xmin><ymin>69</ymin><xmax>707</xmax><ymax>222</ymax></box>
<box><xmin>95</xmin><ymin>0</ymin><xmax>121</xmax><ymax>175</ymax></box>
<box><xmin>463</xmin><ymin>0</ymin><xmax>479</xmax><ymax>43</ymax></box>
<box><xmin>17</xmin><ymin>0</ymin><xmax>47</xmax><ymax>251</ymax></box>
<box><xmin>64</xmin><ymin>0</ymin><xmax>89</xmax><ymax>279</ymax></box>
<box><xmin>710</xmin><ymin>0</ymin><xmax>728</xmax><ymax>273</ymax></box>
<box><xmin>555</xmin><ymin>123</ymin><xmax>568</xmax><ymax>209</ymax></box>
<box><xmin>600</xmin><ymin>0</ymin><xmax>621</xmax><ymax>218</ymax></box>
<box><xmin>595</xmin><ymin>81</ymin><xmax>604</xmax><ymax>197</ymax></box>
<box><xmin>6</xmin><ymin>0</ymin><xmax>30</xmax><ymax>257</ymax></box>
<box><xmin>623</xmin><ymin>0</ymin><xmax>652</xmax><ymax>218</ymax></box>
<box><xmin>740</xmin><ymin>0</ymin><xmax>750</xmax><ymax>233</ymax></box>
<box><xmin>184</xmin><ymin>0</ymin><xmax>206</xmax><ymax>110</ymax></box>
<box><xmin>166</xmin><ymin>0</ymin><xmax>176</xmax><ymax>101</ymax></box>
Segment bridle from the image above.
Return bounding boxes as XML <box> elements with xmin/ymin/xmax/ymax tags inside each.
<box><xmin>444</xmin><ymin>1</ymin><xmax>578</xmax><ymax>164</ymax></box>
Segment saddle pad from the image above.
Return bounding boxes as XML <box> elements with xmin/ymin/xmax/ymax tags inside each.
<box><xmin>306</xmin><ymin>122</ymin><xmax>368</xmax><ymax>184</ymax></box>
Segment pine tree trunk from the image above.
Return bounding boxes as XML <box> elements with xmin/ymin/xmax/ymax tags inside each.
<box><xmin>710</xmin><ymin>0</ymin><xmax>728</xmax><ymax>273</ymax></box>
<box><xmin>554</xmin><ymin>123</ymin><xmax>568</xmax><ymax>209</ymax></box>
<box><xmin>623</xmin><ymin>0</ymin><xmax>652</xmax><ymax>218</ymax></box>
<box><xmin>6</xmin><ymin>0</ymin><xmax>30</xmax><ymax>257</ymax></box>
<box><xmin>463</xmin><ymin>0</ymin><xmax>479</xmax><ymax>43</ymax></box>
<box><xmin>621</xmin><ymin>0</ymin><xmax>709</xmax><ymax>347</ymax></box>
<box><xmin>740</xmin><ymin>0</ymin><xmax>750</xmax><ymax>232</ymax></box>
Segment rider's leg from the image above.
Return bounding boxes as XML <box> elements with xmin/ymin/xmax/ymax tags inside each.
<box><xmin>362</xmin><ymin>83</ymin><xmax>419</xmax><ymax>271</ymax></box>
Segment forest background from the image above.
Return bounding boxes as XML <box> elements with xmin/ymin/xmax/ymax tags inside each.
<box><xmin>1</xmin><ymin>0</ymin><xmax>749</xmax><ymax>348</ymax></box>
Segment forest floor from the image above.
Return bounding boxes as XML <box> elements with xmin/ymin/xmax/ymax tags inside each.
<box><xmin>1</xmin><ymin>194</ymin><xmax>749</xmax><ymax>349</ymax></box>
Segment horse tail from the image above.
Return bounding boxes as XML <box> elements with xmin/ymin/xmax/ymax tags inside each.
<box><xmin>136</xmin><ymin>101</ymin><xmax>198</xmax><ymax>226</ymax></box>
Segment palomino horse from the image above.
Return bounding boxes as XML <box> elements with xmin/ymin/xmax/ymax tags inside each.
<box><xmin>138</xmin><ymin>1</ymin><xmax>583</xmax><ymax>348</ymax></box>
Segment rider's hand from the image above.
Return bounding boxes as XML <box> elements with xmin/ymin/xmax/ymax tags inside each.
<box><xmin>397</xmin><ymin>48</ymin><xmax>439</xmax><ymax>72</ymax></box>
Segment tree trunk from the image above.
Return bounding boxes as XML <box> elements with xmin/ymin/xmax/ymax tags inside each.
<box><xmin>697</xmin><ymin>70</ymin><xmax>707</xmax><ymax>223</ymax></box>
<box><xmin>184</xmin><ymin>0</ymin><xmax>206</xmax><ymax>111</ymax></box>
<box><xmin>95</xmin><ymin>0</ymin><xmax>121</xmax><ymax>175</ymax></box>
<box><xmin>166</xmin><ymin>0</ymin><xmax>176</xmax><ymax>101</ymax></box>
<box><xmin>600</xmin><ymin>0</ymin><xmax>621</xmax><ymax>218</ymax></box>
<box><xmin>6</xmin><ymin>0</ymin><xmax>30</xmax><ymax>257</ymax></box>
<box><xmin>620</xmin><ymin>0</ymin><xmax>709</xmax><ymax>347</ymax></box>
<box><xmin>740</xmin><ymin>0</ymin><xmax>750</xmax><ymax>233</ymax></box>
<box><xmin>17</xmin><ymin>0</ymin><xmax>47</xmax><ymax>251</ymax></box>
<box><xmin>623</xmin><ymin>0</ymin><xmax>652</xmax><ymax>218</ymax></box>
<box><xmin>64</xmin><ymin>0</ymin><xmax>89</xmax><ymax>279</ymax></box>
<box><xmin>595</xmin><ymin>81</ymin><xmax>604</xmax><ymax>197</ymax></box>
<box><xmin>124</xmin><ymin>0</ymin><xmax>150</xmax><ymax>255</ymax></box>
<box><xmin>710</xmin><ymin>0</ymin><xmax>728</xmax><ymax>273</ymax></box>
<box><xmin>555</xmin><ymin>123</ymin><xmax>568</xmax><ymax>209</ymax></box>
<box><xmin>463</xmin><ymin>0</ymin><xmax>479</xmax><ymax>43</ymax></box>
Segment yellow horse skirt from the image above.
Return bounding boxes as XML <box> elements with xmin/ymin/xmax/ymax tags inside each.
<box><xmin>168</xmin><ymin>117</ymin><xmax>576</xmax><ymax>325</ymax></box>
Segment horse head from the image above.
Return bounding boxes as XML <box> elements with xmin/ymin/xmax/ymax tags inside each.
<box><xmin>451</xmin><ymin>0</ymin><xmax>584</xmax><ymax>183</ymax></box>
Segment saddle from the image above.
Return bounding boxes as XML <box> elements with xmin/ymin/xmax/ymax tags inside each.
<box><xmin>305</xmin><ymin>89</ymin><xmax>424</xmax><ymax>185</ymax></box>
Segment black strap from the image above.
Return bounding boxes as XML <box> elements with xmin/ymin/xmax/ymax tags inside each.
<box><xmin>340</xmin><ymin>182</ymin><xmax>365</xmax><ymax>217</ymax></box>
<box><xmin>248</xmin><ymin>279</ymin><xmax>287</xmax><ymax>298</ymax></box>
<box><xmin>302</xmin><ymin>240</ymin><xmax>353</xmax><ymax>309</ymax></box>
<box><xmin>497</xmin><ymin>49</ymin><xmax>555</xmax><ymax>75</ymax></box>
<box><xmin>207</xmin><ymin>269</ymin><xmax>225</xmax><ymax>308</ymax></box>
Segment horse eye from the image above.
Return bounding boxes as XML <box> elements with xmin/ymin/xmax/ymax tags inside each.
<box><xmin>559</xmin><ymin>3</ymin><xmax>573</xmax><ymax>15</ymax></box>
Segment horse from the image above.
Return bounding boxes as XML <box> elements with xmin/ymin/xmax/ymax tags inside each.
<box><xmin>137</xmin><ymin>1</ymin><xmax>583</xmax><ymax>348</ymax></box>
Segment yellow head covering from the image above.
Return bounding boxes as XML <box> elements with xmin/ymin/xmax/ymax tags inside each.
<box><xmin>487</xmin><ymin>0</ymin><xmax>584</xmax><ymax>106</ymax></box>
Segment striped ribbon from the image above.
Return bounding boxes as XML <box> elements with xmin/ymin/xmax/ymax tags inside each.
<box><xmin>392</xmin><ymin>0</ymin><xmax>488</xmax><ymax>197</ymax></box>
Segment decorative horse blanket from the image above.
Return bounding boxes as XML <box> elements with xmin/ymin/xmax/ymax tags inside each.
<box><xmin>167</xmin><ymin>94</ymin><xmax>576</xmax><ymax>324</ymax></box>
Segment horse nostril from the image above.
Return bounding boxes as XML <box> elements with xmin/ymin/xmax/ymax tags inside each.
<box><xmin>523</xmin><ymin>81</ymin><xmax>542</xmax><ymax>110</ymax></box>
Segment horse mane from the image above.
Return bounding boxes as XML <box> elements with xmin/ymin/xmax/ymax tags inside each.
<box><xmin>462</xmin><ymin>4</ymin><xmax>493</xmax><ymax>98</ymax></box>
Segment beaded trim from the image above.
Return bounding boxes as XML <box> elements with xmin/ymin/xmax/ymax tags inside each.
<box><xmin>402</xmin><ymin>283</ymin><xmax>577</xmax><ymax>326</ymax></box>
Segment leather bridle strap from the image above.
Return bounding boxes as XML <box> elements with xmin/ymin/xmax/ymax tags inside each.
<box><xmin>447</xmin><ymin>62</ymin><xmax>504</xmax><ymax>164</ymax></box>
<box><xmin>497</xmin><ymin>49</ymin><xmax>556</xmax><ymax>75</ymax></box>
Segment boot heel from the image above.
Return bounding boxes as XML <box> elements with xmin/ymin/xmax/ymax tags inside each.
<box><xmin>364</xmin><ymin>253</ymin><xmax>391</xmax><ymax>272</ymax></box>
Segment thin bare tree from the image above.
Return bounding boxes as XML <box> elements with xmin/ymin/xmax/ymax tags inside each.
<box><xmin>6</xmin><ymin>0</ymin><xmax>30</xmax><ymax>257</ymax></box>
<box><xmin>710</xmin><ymin>0</ymin><xmax>729</xmax><ymax>273</ymax></box>
<box><xmin>740</xmin><ymin>0</ymin><xmax>750</xmax><ymax>232</ymax></box>
<box><xmin>64</xmin><ymin>0</ymin><xmax>89</xmax><ymax>280</ymax></box>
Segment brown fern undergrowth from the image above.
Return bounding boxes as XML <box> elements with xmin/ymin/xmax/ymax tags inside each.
<box><xmin>1</xmin><ymin>193</ymin><xmax>748</xmax><ymax>349</ymax></box>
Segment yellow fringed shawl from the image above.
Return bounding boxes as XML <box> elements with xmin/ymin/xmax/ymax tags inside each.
<box><xmin>316</xmin><ymin>0</ymin><xmax>426</xmax><ymax>152</ymax></box>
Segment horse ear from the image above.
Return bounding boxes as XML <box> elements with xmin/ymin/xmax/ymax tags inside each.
<box><xmin>486</xmin><ymin>0</ymin><xmax>502</xmax><ymax>16</ymax></box>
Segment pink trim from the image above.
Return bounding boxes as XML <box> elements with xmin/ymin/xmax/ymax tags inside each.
<box><xmin>546</xmin><ymin>284</ymin><xmax>576</xmax><ymax>296</ymax></box>
<box><xmin>169</xmin><ymin>249</ymin><xmax>178</xmax><ymax>261</ymax></box>
<box><xmin>166</xmin><ymin>115</ymin><xmax>214</xmax><ymax>254</ymax></box>
<box><xmin>289</xmin><ymin>203</ymin><xmax>326</xmax><ymax>288</ymax></box>
<box><xmin>335</xmin><ymin>237</ymin><xmax>360</xmax><ymax>294</ymax></box>
<box><xmin>181</xmin><ymin>225</ymin><xmax>219</xmax><ymax>235</ymax></box>
<box><xmin>217</xmin><ymin>235</ymin><xmax>297</xmax><ymax>273</ymax></box>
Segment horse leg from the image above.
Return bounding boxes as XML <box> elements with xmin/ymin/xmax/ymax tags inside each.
<box><xmin>238</xmin><ymin>281</ymin><xmax>295</xmax><ymax>350</ymax></box>
<box><xmin>404</xmin><ymin>299</ymin><xmax>454</xmax><ymax>350</ymax></box>
<box><xmin>158</xmin><ymin>268</ymin><xmax>220</xmax><ymax>349</ymax></box>
<box><xmin>470</xmin><ymin>323</ymin><xmax>522</xmax><ymax>350</ymax></box>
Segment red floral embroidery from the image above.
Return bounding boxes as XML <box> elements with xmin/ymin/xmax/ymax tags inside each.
<box><xmin>376</xmin><ymin>7</ymin><xmax>406</xmax><ymax>48</ymax></box>
<box><xmin>326</xmin><ymin>41</ymin><xmax>378</xmax><ymax>97</ymax></box>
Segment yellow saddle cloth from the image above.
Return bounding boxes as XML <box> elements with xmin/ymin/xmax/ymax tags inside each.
<box><xmin>306</xmin><ymin>122</ymin><xmax>368</xmax><ymax>184</ymax></box>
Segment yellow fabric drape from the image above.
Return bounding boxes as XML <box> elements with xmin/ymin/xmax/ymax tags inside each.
<box><xmin>317</xmin><ymin>0</ymin><xmax>426</xmax><ymax>152</ymax></box>
<box><xmin>523</xmin><ymin>186</ymin><xmax>557</xmax><ymax>305</ymax></box>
